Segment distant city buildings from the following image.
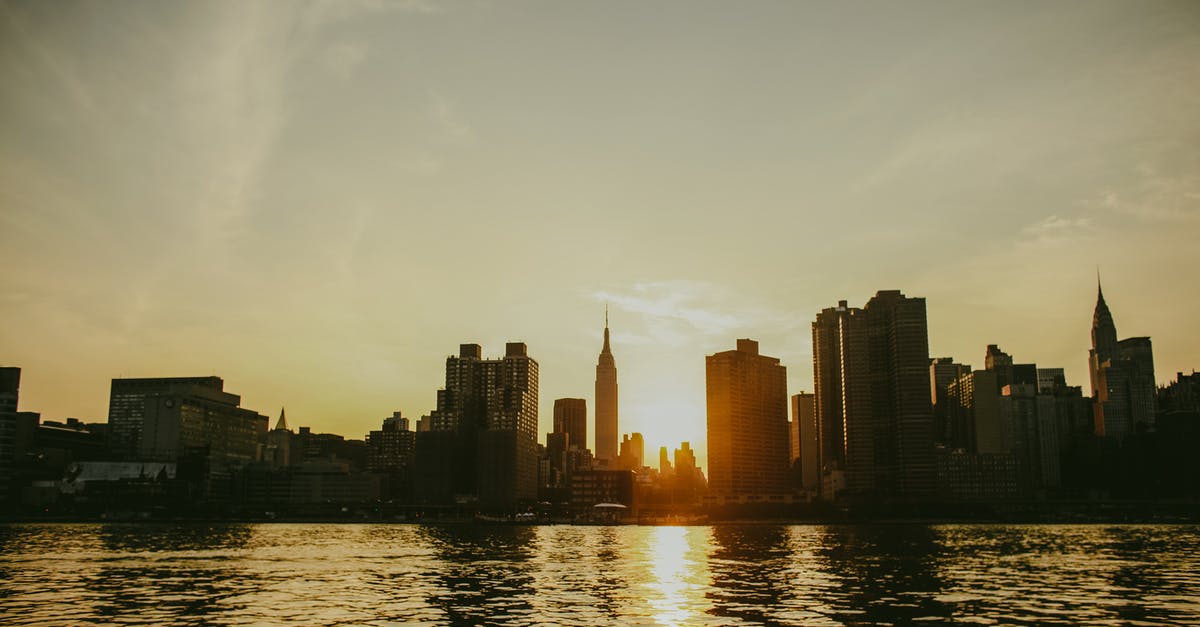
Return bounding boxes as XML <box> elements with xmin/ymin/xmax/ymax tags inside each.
<box><xmin>3</xmin><ymin>277</ymin><xmax>1198</xmax><ymax>517</ymax></box>
<box><xmin>938</xmin><ymin>345</ymin><xmax>1076</xmax><ymax>498</ymax></box>
<box><xmin>552</xmin><ymin>398</ymin><xmax>587</xmax><ymax>453</ymax></box>
<box><xmin>931</xmin><ymin>357</ymin><xmax>972</xmax><ymax>448</ymax></box>
<box><xmin>1089</xmin><ymin>279</ymin><xmax>1157</xmax><ymax>438</ymax></box>
<box><xmin>705</xmin><ymin>339</ymin><xmax>790</xmax><ymax>502</ymax></box>
<box><xmin>595</xmin><ymin>309</ymin><xmax>619</xmax><ymax>465</ymax></box>
<box><xmin>790</xmin><ymin>392</ymin><xmax>818</xmax><ymax>493</ymax></box>
<box><xmin>618</xmin><ymin>432</ymin><xmax>644</xmax><ymax>470</ymax></box>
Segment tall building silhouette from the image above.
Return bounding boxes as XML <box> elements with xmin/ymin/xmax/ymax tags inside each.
<box><xmin>1089</xmin><ymin>278</ymin><xmax>1156</xmax><ymax>438</ymax></box>
<box><xmin>791</xmin><ymin>392</ymin><xmax>819</xmax><ymax>492</ymax></box>
<box><xmin>595</xmin><ymin>308</ymin><xmax>618</xmax><ymax>464</ymax></box>
<box><xmin>812</xmin><ymin>291</ymin><xmax>936</xmax><ymax>499</ymax></box>
<box><xmin>552</xmin><ymin>398</ymin><xmax>587</xmax><ymax>452</ymax></box>
<box><xmin>618</xmin><ymin>432</ymin><xmax>644</xmax><ymax>470</ymax></box>
<box><xmin>930</xmin><ymin>357</ymin><xmax>972</xmax><ymax>448</ymax></box>
<box><xmin>812</xmin><ymin>301</ymin><xmax>856</xmax><ymax>493</ymax></box>
<box><xmin>705</xmin><ymin>339</ymin><xmax>790</xmax><ymax>501</ymax></box>
<box><xmin>0</xmin><ymin>367</ymin><xmax>22</xmax><ymax>504</ymax></box>
<box><xmin>415</xmin><ymin>342</ymin><xmax>538</xmax><ymax>509</ymax></box>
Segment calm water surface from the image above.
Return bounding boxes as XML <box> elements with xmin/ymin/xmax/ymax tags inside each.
<box><xmin>1</xmin><ymin>523</ymin><xmax>1197</xmax><ymax>625</ymax></box>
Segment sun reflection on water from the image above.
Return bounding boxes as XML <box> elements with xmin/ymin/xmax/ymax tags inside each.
<box><xmin>645</xmin><ymin>526</ymin><xmax>711</xmax><ymax>626</ymax></box>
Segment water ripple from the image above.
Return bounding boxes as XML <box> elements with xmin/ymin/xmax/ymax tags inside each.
<box><xmin>1</xmin><ymin>523</ymin><xmax>1197</xmax><ymax>625</ymax></box>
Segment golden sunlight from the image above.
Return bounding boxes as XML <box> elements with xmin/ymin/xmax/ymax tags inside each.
<box><xmin>645</xmin><ymin>526</ymin><xmax>710</xmax><ymax>626</ymax></box>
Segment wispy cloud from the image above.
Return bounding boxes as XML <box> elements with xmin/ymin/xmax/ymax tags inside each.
<box><xmin>1090</xmin><ymin>162</ymin><xmax>1200</xmax><ymax>223</ymax></box>
<box><xmin>322</xmin><ymin>41</ymin><xmax>369</xmax><ymax>78</ymax></box>
<box><xmin>591</xmin><ymin>280</ymin><xmax>806</xmax><ymax>349</ymax></box>
<box><xmin>1020</xmin><ymin>214</ymin><xmax>1094</xmax><ymax>246</ymax></box>
<box><xmin>594</xmin><ymin>281</ymin><xmax>741</xmax><ymax>337</ymax></box>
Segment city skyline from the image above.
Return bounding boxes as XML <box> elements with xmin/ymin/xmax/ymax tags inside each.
<box><xmin>2</xmin><ymin>2</ymin><xmax>1200</xmax><ymax>472</ymax></box>
<box><xmin>2</xmin><ymin>279</ymin><xmax>1180</xmax><ymax>473</ymax></box>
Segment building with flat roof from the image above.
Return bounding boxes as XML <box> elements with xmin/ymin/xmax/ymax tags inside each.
<box><xmin>706</xmin><ymin>339</ymin><xmax>790</xmax><ymax>501</ymax></box>
<box><xmin>415</xmin><ymin>342</ymin><xmax>538</xmax><ymax>510</ymax></box>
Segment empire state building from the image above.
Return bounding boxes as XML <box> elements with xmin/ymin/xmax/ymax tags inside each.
<box><xmin>595</xmin><ymin>308</ymin><xmax>618</xmax><ymax>464</ymax></box>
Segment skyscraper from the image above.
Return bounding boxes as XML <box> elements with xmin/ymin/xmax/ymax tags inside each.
<box><xmin>0</xmin><ymin>367</ymin><xmax>22</xmax><ymax>504</ymax></box>
<box><xmin>705</xmin><ymin>339</ymin><xmax>790</xmax><ymax>501</ymax></box>
<box><xmin>595</xmin><ymin>308</ymin><xmax>618</xmax><ymax>464</ymax></box>
<box><xmin>811</xmin><ymin>291</ymin><xmax>936</xmax><ymax>499</ymax></box>
<box><xmin>1089</xmin><ymin>278</ymin><xmax>1157</xmax><ymax>438</ymax></box>
<box><xmin>552</xmin><ymin>398</ymin><xmax>587</xmax><ymax>452</ymax></box>
<box><xmin>415</xmin><ymin>342</ymin><xmax>539</xmax><ymax>509</ymax></box>
<box><xmin>812</xmin><ymin>300</ymin><xmax>858</xmax><ymax>492</ymax></box>
<box><xmin>791</xmin><ymin>392</ymin><xmax>819</xmax><ymax>492</ymax></box>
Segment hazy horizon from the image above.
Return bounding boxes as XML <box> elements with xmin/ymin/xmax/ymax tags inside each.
<box><xmin>3</xmin><ymin>0</ymin><xmax>1199</xmax><ymax>469</ymax></box>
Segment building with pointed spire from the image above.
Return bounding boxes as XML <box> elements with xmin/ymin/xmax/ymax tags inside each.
<box><xmin>595</xmin><ymin>307</ymin><xmax>618</xmax><ymax>465</ymax></box>
<box><xmin>266</xmin><ymin>406</ymin><xmax>294</xmax><ymax>468</ymax></box>
<box><xmin>1089</xmin><ymin>277</ymin><xmax>1156</xmax><ymax>438</ymax></box>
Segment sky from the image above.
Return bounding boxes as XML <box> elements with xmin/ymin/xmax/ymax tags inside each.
<box><xmin>2</xmin><ymin>0</ymin><xmax>1198</xmax><ymax>471</ymax></box>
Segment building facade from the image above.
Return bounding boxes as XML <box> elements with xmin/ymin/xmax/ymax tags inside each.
<box><xmin>415</xmin><ymin>342</ymin><xmax>538</xmax><ymax>509</ymax></box>
<box><xmin>812</xmin><ymin>291</ymin><xmax>936</xmax><ymax>500</ymax></box>
<box><xmin>595</xmin><ymin>310</ymin><xmax>618</xmax><ymax>465</ymax></box>
<box><xmin>552</xmin><ymin>398</ymin><xmax>587</xmax><ymax>453</ymax></box>
<box><xmin>123</xmin><ymin>377</ymin><xmax>269</xmax><ymax>493</ymax></box>
<box><xmin>107</xmin><ymin>376</ymin><xmax>227</xmax><ymax>461</ymax></box>
<box><xmin>705</xmin><ymin>339</ymin><xmax>790</xmax><ymax>501</ymax></box>
<box><xmin>791</xmin><ymin>392</ymin><xmax>819</xmax><ymax>492</ymax></box>
<box><xmin>1089</xmin><ymin>280</ymin><xmax>1157</xmax><ymax>438</ymax></box>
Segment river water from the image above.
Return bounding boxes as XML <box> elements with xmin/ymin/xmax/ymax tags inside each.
<box><xmin>1</xmin><ymin>523</ymin><xmax>1197</xmax><ymax>625</ymax></box>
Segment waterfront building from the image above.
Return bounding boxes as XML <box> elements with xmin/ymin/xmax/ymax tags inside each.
<box><xmin>1089</xmin><ymin>279</ymin><xmax>1157</xmax><ymax>438</ymax></box>
<box><xmin>121</xmin><ymin>377</ymin><xmax>269</xmax><ymax>493</ymax></box>
<box><xmin>107</xmin><ymin>376</ymin><xmax>226</xmax><ymax>460</ymax></box>
<box><xmin>366</xmin><ymin>411</ymin><xmax>415</xmax><ymax>475</ymax></box>
<box><xmin>0</xmin><ymin>367</ymin><xmax>24</xmax><ymax>503</ymax></box>
<box><xmin>812</xmin><ymin>291</ymin><xmax>937</xmax><ymax>499</ymax></box>
<box><xmin>812</xmin><ymin>301</ymin><xmax>858</xmax><ymax>493</ymax></box>
<box><xmin>705</xmin><ymin>339</ymin><xmax>790</xmax><ymax>501</ymax></box>
<box><xmin>595</xmin><ymin>309</ymin><xmax>618</xmax><ymax>465</ymax></box>
<box><xmin>415</xmin><ymin>342</ymin><xmax>538</xmax><ymax>509</ymax></box>
<box><xmin>571</xmin><ymin>468</ymin><xmax>635</xmax><ymax>510</ymax></box>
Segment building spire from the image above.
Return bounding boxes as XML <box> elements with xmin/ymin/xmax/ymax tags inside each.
<box><xmin>274</xmin><ymin>406</ymin><xmax>289</xmax><ymax>431</ymax></box>
<box><xmin>602</xmin><ymin>304</ymin><xmax>611</xmax><ymax>354</ymax></box>
<box><xmin>1091</xmin><ymin>270</ymin><xmax>1117</xmax><ymax>355</ymax></box>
